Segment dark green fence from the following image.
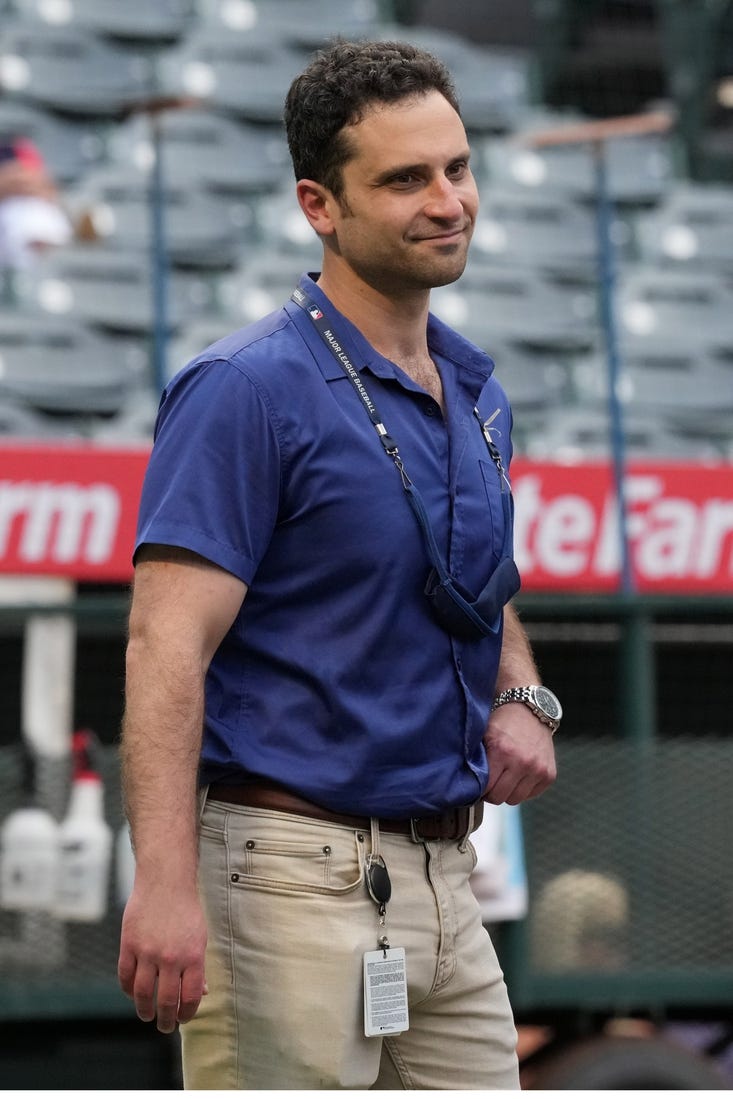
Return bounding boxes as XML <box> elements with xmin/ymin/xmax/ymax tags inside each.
<box><xmin>500</xmin><ymin>592</ymin><xmax>733</xmax><ymax>1018</ymax></box>
<box><xmin>0</xmin><ymin>591</ymin><xmax>732</xmax><ymax>1022</ymax></box>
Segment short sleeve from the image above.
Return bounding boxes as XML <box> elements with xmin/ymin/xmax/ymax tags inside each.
<box><xmin>134</xmin><ymin>356</ymin><xmax>282</xmax><ymax>584</ymax></box>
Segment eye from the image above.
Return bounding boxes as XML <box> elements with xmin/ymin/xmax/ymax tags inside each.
<box><xmin>389</xmin><ymin>172</ymin><xmax>419</xmax><ymax>187</ymax></box>
<box><xmin>446</xmin><ymin>160</ymin><xmax>469</xmax><ymax>180</ymax></box>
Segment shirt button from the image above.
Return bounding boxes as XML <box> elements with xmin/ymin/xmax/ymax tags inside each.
<box><xmin>424</xmin><ymin>403</ymin><xmax>437</xmax><ymax>417</ymax></box>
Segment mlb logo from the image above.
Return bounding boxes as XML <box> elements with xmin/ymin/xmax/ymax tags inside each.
<box><xmin>308</xmin><ymin>305</ymin><xmax>323</xmax><ymax>320</ymax></box>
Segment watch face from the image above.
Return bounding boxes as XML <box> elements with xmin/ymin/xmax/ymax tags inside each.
<box><xmin>535</xmin><ymin>686</ymin><xmax>562</xmax><ymax>720</ymax></box>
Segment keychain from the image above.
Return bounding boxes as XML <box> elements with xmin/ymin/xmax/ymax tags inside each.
<box><xmin>363</xmin><ymin>845</ymin><xmax>409</xmax><ymax>1036</ymax></box>
<box><xmin>365</xmin><ymin>853</ymin><xmax>392</xmax><ymax>954</ymax></box>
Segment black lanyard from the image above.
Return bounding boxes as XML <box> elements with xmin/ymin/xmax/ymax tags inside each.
<box><xmin>291</xmin><ymin>285</ymin><xmax>400</xmax><ymax>458</ymax></box>
<box><xmin>291</xmin><ymin>286</ymin><xmax>520</xmax><ymax>640</ymax></box>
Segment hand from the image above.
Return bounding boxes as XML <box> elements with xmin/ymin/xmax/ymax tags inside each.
<box><xmin>118</xmin><ymin>880</ymin><xmax>208</xmax><ymax>1033</ymax></box>
<box><xmin>482</xmin><ymin>702</ymin><xmax>557</xmax><ymax>805</ymax></box>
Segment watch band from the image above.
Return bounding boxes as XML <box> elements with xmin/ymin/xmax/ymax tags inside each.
<box><xmin>492</xmin><ymin>685</ymin><xmax>561</xmax><ymax>733</ymax></box>
<box><xmin>494</xmin><ymin>686</ymin><xmax>536</xmax><ymax>707</ymax></box>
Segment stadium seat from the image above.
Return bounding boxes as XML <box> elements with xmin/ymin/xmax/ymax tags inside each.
<box><xmin>615</xmin><ymin>265</ymin><xmax>733</xmax><ymax>358</ymax></box>
<box><xmin>13</xmin><ymin>0</ymin><xmax>196</xmax><ymax>43</ymax></box>
<box><xmin>571</xmin><ymin>345</ymin><xmax>733</xmax><ymax>454</ymax></box>
<box><xmin>249</xmin><ymin>186</ymin><xmax>323</xmax><ymax>263</ymax></box>
<box><xmin>109</xmin><ymin>109</ymin><xmax>290</xmax><ymax>197</ymax></box>
<box><xmin>634</xmin><ymin>183</ymin><xmax>733</xmax><ymax>274</ymax></box>
<box><xmin>166</xmin><ymin>316</ymin><xmax>244</xmax><ymax>382</ymax></box>
<box><xmin>67</xmin><ymin>166</ymin><xmax>254</xmax><ymax>269</ymax></box>
<box><xmin>27</xmin><ymin>243</ymin><xmax>219</xmax><ymax>338</ymax></box>
<box><xmin>485</xmin><ymin>341</ymin><xmax>571</xmax><ymax>413</ymax></box>
<box><xmin>470</xmin><ymin>186</ymin><xmax>606</xmax><ymax>278</ymax></box>
<box><xmin>156</xmin><ymin>27</ymin><xmax>304</xmax><ymax>124</ymax></box>
<box><xmin>371</xmin><ymin>24</ymin><xmax>535</xmax><ymax>133</ymax></box>
<box><xmin>482</xmin><ymin>128</ymin><xmax>677</xmax><ymax>206</ymax></box>
<box><xmin>0</xmin><ymin>312</ymin><xmax>140</xmax><ymax>416</ymax></box>
<box><xmin>197</xmin><ymin>0</ymin><xmax>385</xmax><ymax>50</ymax></box>
<box><xmin>91</xmin><ymin>388</ymin><xmax>161</xmax><ymax>442</ymax></box>
<box><xmin>0</xmin><ymin>395</ymin><xmax>75</xmax><ymax>438</ymax></box>
<box><xmin>516</xmin><ymin>404</ymin><xmax>719</xmax><ymax>461</ymax></box>
<box><xmin>218</xmin><ymin>252</ymin><xmax>316</xmax><ymax>326</ymax></box>
<box><xmin>432</xmin><ymin>261</ymin><xmax>599</xmax><ymax>353</ymax></box>
<box><xmin>0</xmin><ymin>20</ymin><xmax>156</xmax><ymax>117</ymax></box>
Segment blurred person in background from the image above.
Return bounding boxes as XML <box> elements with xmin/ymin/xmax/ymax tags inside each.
<box><xmin>0</xmin><ymin>136</ymin><xmax>72</xmax><ymax>270</ymax></box>
<box><xmin>118</xmin><ymin>38</ymin><xmax>560</xmax><ymax>1090</ymax></box>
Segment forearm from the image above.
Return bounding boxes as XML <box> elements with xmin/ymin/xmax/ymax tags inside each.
<box><xmin>494</xmin><ymin>601</ymin><xmax>540</xmax><ymax>693</ymax></box>
<box><xmin>121</xmin><ymin>631</ymin><xmax>204</xmax><ymax>887</ymax></box>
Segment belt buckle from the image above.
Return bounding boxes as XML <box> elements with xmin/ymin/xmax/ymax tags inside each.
<box><xmin>409</xmin><ymin>816</ymin><xmax>426</xmax><ymax>843</ymax></box>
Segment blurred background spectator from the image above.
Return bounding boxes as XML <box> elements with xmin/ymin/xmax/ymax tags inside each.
<box><xmin>0</xmin><ymin>135</ymin><xmax>72</xmax><ymax>269</ymax></box>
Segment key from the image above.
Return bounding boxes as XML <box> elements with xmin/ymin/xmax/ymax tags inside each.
<box><xmin>365</xmin><ymin>856</ymin><xmax>392</xmax><ymax>908</ymax></box>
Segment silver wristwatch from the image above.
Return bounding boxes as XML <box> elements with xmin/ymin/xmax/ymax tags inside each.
<box><xmin>492</xmin><ymin>685</ymin><xmax>562</xmax><ymax>734</ymax></box>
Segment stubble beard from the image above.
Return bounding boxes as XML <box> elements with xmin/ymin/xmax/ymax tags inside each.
<box><xmin>363</xmin><ymin>238</ymin><xmax>472</xmax><ymax>297</ymax></box>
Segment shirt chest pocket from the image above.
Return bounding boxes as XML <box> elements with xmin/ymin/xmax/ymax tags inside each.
<box><xmin>479</xmin><ymin>458</ymin><xmax>513</xmax><ymax>563</ymax></box>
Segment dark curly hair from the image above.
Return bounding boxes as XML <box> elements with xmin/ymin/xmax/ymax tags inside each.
<box><xmin>283</xmin><ymin>39</ymin><xmax>461</xmax><ymax>200</ymax></box>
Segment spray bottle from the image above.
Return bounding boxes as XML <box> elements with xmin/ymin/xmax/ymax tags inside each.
<box><xmin>54</xmin><ymin>729</ymin><xmax>112</xmax><ymax>922</ymax></box>
<box><xmin>0</xmin><ymin>747</ymin><xmax>59</xmax><ymax>911</ymax></box>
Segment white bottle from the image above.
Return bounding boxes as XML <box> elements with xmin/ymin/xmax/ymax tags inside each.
<box><xmin>0</xmin><ymin>803</ymin><xmax>59</xmax><ymax>912</ymax></box>
<box><xmin>54</xmin><ymin>732</ymin><xmax>113</xmax><ymax>922</ymax></box>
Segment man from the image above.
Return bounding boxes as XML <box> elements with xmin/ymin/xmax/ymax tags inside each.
<box><xmin>0</xmin><ymin>136</ymin><xmax>71</xmax><ymax>269</ymax></box>
<box><xmin>118</xmin><ymin>39</ymin><xmax>559</xmax><ymax>1090</ymax></box>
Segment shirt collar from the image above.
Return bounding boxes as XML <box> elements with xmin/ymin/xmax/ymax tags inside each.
<box><xmin>287</xmin><ymin>271</ymin><xmax>496</xmax><ymax>397</ymax></box>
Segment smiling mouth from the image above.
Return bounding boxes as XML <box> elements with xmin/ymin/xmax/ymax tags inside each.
<box><xmin>417</xmin><ymin>226</ymin><xmax>468</xmax><ymax>243</ymax></box>
<box><xmin>417</xmin><ymin>221</ymin><xmax>470</xmax><ymax>241</ymax></box>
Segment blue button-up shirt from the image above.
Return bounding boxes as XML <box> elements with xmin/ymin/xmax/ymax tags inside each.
<box><xmin>135</xmin><ymin>274</ymin><xmax>516</xmax><ymax>817</ymax></box>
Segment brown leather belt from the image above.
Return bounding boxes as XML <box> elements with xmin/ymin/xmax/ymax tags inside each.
<box><xmin>207</xmin><ymin>781</ymin><xmax>484</xmax><ymax>842</ymax></box>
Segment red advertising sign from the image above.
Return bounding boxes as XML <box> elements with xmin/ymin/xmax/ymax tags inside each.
<box><xmin>0</xmin><ymin>444</ymin><xmax>149</xmax><ymax>582</ymax></box>
<box><xmin>512</xmin><ymin>459</ymin><xmax>733</xmax><ymax>593</ymax></box>
<box><xmin>0</xmin><ymin>445</ymin><xmax>730</xmax><ymax>592</ymax></box>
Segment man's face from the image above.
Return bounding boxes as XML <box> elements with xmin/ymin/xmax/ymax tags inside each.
<box><xmin>324</xmin><ymin>90</ymin><xmax>479</xmax><ymax>296</ymax></box>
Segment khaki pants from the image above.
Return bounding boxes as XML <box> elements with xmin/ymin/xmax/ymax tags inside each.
<box><xmin>181</xmin><ymin>799</ymin><xmax>519</xmax><ymax>1090</ymax></box>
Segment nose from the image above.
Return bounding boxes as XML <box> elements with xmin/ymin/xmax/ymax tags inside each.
<box><xmin>424</xmin><ymin>174</ymin><xmax>467</xmax><ymax>221</ymax></box>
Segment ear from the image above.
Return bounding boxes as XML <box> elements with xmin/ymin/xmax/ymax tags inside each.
<box><xmin>296</xmin><ymin>179</ymin><xmax>337</xmax><ymax>236</ymax></box>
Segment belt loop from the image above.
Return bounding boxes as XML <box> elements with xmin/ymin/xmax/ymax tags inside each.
<box><xmin>369</xmin><ymin>816</ymin><xmax>381</xmax><ymax>860</ymax></box>
<box><xmin>458</xmin><ymin>803</ymin><xmax>475</xmax><ymax>852</ymax></box>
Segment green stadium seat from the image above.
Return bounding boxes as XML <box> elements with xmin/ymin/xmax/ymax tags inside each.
<box><xmin>156</xmin><ymin>28</ymin><xmax>303</xmax><ymax>124</ymax></box>
<box><xmin>67</xmin><ymin>166</ymin><xmax>255</xmax><ymax>269</ymax></box>
<box><xmin>0</xmin><ymin>19</ymin><xmax>155</xmax><ymax>117</ymax></box>
<box><xmin>431</xmin><ymin>262</ymin><xmax>599</xmax><ymax>353</ymax></box>
<box><xmin>0</xmin><ymin>312</ymin><xmax>140</xmax><ymax>415</ymax></box>
<box><xmin>198</xmin><ymin>0</ymin><xmax>385</xmax><ymax>51</ymax></box>
<box><xmin>13</xmin><ymin>0</ymin><xmax>196</xmax><ymax>43</ymax></box>
<box><xmin>28</xmin><ymin>243</ymin><xmax>219</xmax><ymax>338</ymax></box>
<box><xmin>109</xmin><ymin>109</ymin><xmax>290</xmax><ymax>197</ymax></box>
<box><xmin>635</xmin><ymin>183</ymin><xmax>733</xmax><ymax>275</ymax></box>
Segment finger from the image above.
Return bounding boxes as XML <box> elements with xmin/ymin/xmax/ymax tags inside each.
<box><xmin>155</xmin><ymin>968</ymin><xmax>185</xmax><ymax>1034</ymax></box>
<box><xmin>505</xmin><ymin>775</ymin><xmax>545</xmax><ymax>805</ymax></box>
<box><xmin>177</xmin><ymin>964</ymin><xmax>206</xmax><ymax>1024</ymax></box>
<box><xmin>132</xmin><ymin>959</ymin><xmax>160</xmax><ymax>1024</ymax></box>
<box><xmin>484</xmin><ymin>766</ymin><xmax>514</xmax><ymax>805</ymax></box>
<box><xmin>117</xmin><ymin>946</ymin><xmax>138</xmax><ymax>999</ymax></box>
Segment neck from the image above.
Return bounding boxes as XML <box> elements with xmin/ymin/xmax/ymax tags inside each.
<box><xmin>316</xmin><ymin>262</ymin><xmax>444</xmax><ymax>410</ymax></box>
<box><xmin>316</xmin><ymin>262</ymin><xmax>431</xmax><ymax>367</ymax></box>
